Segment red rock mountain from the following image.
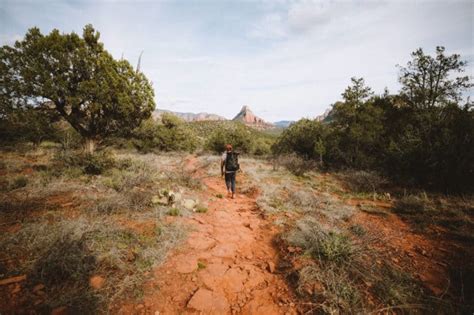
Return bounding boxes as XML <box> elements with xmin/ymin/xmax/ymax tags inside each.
<box><xmin>232</xmin><ymin>106</ymin><xmax>273</xmax><ymax>129</ymax></box>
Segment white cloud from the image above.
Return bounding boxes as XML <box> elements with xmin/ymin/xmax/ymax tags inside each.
<box><xmin>1</xmin><ymin>0</ymin><xmax>472</xmax><ymax>121</ymax></box>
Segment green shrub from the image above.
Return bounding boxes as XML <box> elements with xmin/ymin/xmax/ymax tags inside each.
<box><xmin>54</xmin><ymin>150</ymin><xmax>115</xmax><ymax>175</ymax></box>
<box><xmin>205</xmin><ymin>122</ymin><xmax>255</xmax><ymax>153</ymax></box>
<box><xmin>287</xmin><ymin>219</ymin><xmax>353</xmax><ymax>264</ymax></box>
<box><xmin>133</xmin><ymin>115</ymin><xmax>198</xmax><ymax>153</ymax></box>
<box><xmin>9</xmin><ymin>175</ymin><xmax>28</xmax><ymax>190</ymax></box>
<box><xmin>195</xmin><ymin>205</ymin><xmax>208</xmax><ymax>213</ymax></box>
<box><xmin>168</xmin><ymin>208</ymin><xmax>180</xmax><ymax>216</ymax></box>
<box><xmin>82</xmin><ymin>152</ymin><xmax>115</xmax><ymax>175</ymax></box>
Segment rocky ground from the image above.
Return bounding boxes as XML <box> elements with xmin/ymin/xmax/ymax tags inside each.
<box><xmin>1</xmin><ymin>147</ymin><xmax>472</xmax><ymax>314</ymax></box>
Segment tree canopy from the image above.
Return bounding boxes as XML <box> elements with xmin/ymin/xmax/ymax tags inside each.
<box><xmin>0</xmin><ymin>24</ymin><xmax>155</xmax><ymax>152</ymax></box>
<box><xmin>272</xmin><ymin>47</ymin><xmax>473</xmax><ymax>192</ymax></box>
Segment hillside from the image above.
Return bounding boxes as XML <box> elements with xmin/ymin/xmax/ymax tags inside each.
<box><xmin>153</xmin><ymin>109</ymin><xmax>226</xmax><ymax>122</ymax></box>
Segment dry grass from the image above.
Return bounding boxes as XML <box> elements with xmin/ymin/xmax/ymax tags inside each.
<box><xmin>0</xmin><ymin>147</ymin><xmax>194</xmax><ymax>312</ymax></box>
<box><xmin>240</xmin><ymin>154</ymin><xmax>463</xmax><ymax>313</ymax></box>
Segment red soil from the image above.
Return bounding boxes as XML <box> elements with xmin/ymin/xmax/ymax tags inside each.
<box><xmin>118</xmin><ymin>158</ymin><xmax>296</xmax><ymax>315</ymax></box>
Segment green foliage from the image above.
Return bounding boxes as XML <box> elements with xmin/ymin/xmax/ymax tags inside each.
<box><xmin>272</xmin><ymin>119</ymin><xmax>328</xmax><ymax>161</ymax></box>
<box><xmin>398</xmin><ymin>46</ymin><xmax>472</xmax><ymax>109</ymax></box>
<box><xmin>287</xmin><ymin>220</ymin><xmax>353</xmax><ymax>264</ymax></box>
<box><xmin>0</xmin><ymin>25</ymin><xmax>155</xmax><ymax>152</ymax></box>
<box><xmin>167</xmin><ymin>207</ymin><xmax>180</xmax><ymax>216</ymax></box>
<box><xmin>205</xmin><ymin>122</ymin><xmax>255</xmax><ymax>153</ymax></box>
<box><xmin>188</xmin><ymin>120</ymin><xmax>274</xmax><ymax>155</ymax></box>
<box><xmin>55</xmin><ymin>150</ymin><xmax>115</xmax><ymax>175</ymax></box>
<box><xmin>195</xmin><ymin>205</ymin><xmax>208</xmax><ymax>213</ymax></box>
<box><xmin>133</xmin><ymin>114</ymin><xmax>198</xmax><ymax>153</ymax></box>
<box><xmin>272</xmin><ymin>47</ymin><xmax>473</xmax><ymax>192</ymax></box>
<box><xmin>0</xmin><ymin>106</ymin><xmax>61</xmax><ymax>145</ymax></box>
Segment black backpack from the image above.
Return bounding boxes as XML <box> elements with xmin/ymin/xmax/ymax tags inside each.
<box><xmin>225</xmin><ymin>152</ymin><xmax>240</xmax><ymax>172</ymax></box>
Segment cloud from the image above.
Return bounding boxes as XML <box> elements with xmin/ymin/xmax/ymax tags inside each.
<box><xmin>248</xmin><ymin>13</ymin><xmax>288</xmax><ymax>39</ymax></box>
<box><xmin>0</xmin><ymin>0</ymin><xmax>472</xmax><ymax>121</ymax></box>
<box><xmin>287</xmin><ymin>1</ymin><xmax>331</xmax><ymax>33</ymax></box>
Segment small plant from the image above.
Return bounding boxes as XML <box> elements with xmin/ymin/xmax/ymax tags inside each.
<box><xmin>9</xmin><ymin>175</ymin><xmax>28</xmax><ymax>190</ymax></box>
<box><xmin>216</xmin><ymin>193</ymin><xmax>223</xmax><ymax>199</ymax></box>
<box><xmin>393</xmin><ymin>194</ymin><xmax>432</xmax><ymax>214</ymax></box>
<box><xmin>197</xmin><ymin>261</ymin><xmax>206</xmax><ymax>269</ymax></box>
<box><xmin>82</xmin><ymin>152</ymin><xmax>115</xmax><ymax>175</ymax></box>
<box><xmin>275</xmin><ymin>154</ymin><xmax>316</xmax><ymax>176</ymax></box>
<box><xmin>342</xmin><ymin>170</ymin><xmax>388</xmax><ymax>194</ymax></box>
<box><xmin>349</xmin><ymin>224</ymin><xmax>366</xmax><ymax>236</ymax></box>
<box><xmin>195</xmin><ymin>206</ymin><xmax>208</xmax><ymax>213</ymax></box>
<box><xmin>286</xmin><ymin>219</ymin><xmax>354</xmax><ymax>264</ymax></box>
<box><xmin>167</xmin><ymin>207</ymin><xmax>180</xmax><ymax>216</ymax></box>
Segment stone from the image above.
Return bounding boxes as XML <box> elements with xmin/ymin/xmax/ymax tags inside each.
<box><xmin>267</xmin><ymin>261</ymin><xmax>276</xmax><ymax>273</ymax></box>
<box><xmin>183</xmin><ymin>199</ymin><xmax>196</xmax><ymax>210</ymax></box>
<box><xmin>89</xmin><ymin>275</ymin><xmax>105</xmax><ymax>290</ymax></box>
<box><xmin>187</xmin><ymin>288</ymin><xmax>230</xmax><ymax>314</ymax></box>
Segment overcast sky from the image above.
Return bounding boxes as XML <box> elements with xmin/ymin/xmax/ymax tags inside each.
<box><xmin>1</xmin><ymin>0</ymin><xmax>473</xmax><ymax>121</ymax></box>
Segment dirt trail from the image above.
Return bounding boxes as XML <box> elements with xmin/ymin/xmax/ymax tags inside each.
<box><xmin>122</xmin><ymin>158</ymin><xmax>295</xmax><ymax>315</ymax></box>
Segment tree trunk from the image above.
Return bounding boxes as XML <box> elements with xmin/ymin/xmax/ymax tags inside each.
<box><xmin>84</xmin><ymin>138</ymin><xmax>97</xmax><ymax>154</ymax></box>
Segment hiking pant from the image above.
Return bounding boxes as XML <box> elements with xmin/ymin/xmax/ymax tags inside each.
<box><xmin>225</xmin><ymin>172</ymin><xmax>236</xmax><ymax>193</ymax></box>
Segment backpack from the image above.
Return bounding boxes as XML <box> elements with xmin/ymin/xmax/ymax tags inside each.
<box><xmin>225</xmin><ymin>152</ymin><xmax>240</xmax><ymax>172</ymax></box>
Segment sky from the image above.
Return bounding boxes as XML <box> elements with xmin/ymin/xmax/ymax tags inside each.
<box><xmin>1</xmin><ymin>0</ymin><xmax>473</xmax><ymax>122</ymax></box>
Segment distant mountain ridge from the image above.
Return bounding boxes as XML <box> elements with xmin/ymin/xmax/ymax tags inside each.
<box><xmin>153</xmin><ymin>105</ymin><xmax>332</xmax><ymax>129</ymax></box>
<box><xmin>153</xmin><ymin>109</ymin><xmax>226</xmax><ymax>122</ymax></box>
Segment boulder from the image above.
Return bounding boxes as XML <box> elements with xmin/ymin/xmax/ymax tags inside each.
<box><xmin>183</xmin><ymin>199</ymin><xmax>196</xmax><ymax>210</ymax></box>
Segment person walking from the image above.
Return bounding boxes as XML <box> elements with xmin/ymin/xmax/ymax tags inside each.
<box><xmin>221</xmin><ymin>144</ymin><xmax>240</xmax><ymax>199</ymax></box>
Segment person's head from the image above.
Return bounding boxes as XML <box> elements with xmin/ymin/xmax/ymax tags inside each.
<box><xmin>225</xmin><ymin>144</ymin><xmax>232</xmax><ymax>152</ymax></box>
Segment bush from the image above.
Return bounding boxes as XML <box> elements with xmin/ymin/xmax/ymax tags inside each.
<box><xmin>54</xmin><ymin>150</ymin><xmax>115</xmax><ymax>175</ymax></box>
<box><xmin>272</xmin><ymin>119</ymin><xmax>328</xmax><ymax>160</ymax></box>
<box><xmin>287</xmin><ymin>219</ymin><xmax>353</xmax><ymax>264</ymax></box>
<box><xmin>273</xmin><ymin>153</ymin><xmax>316</xmax><ymax>176</ymax></box>
<box><xmin>393</xmin><ymin>194</ymin><xmax>432</xmax><ymax>214</ymax></box>
<box><xmin>133</xmin><ymin>115</ymin><xmax>198</xmax><ymax>153</ymax></box>
<box><xmin>298</xmin><ymin>265</ymin><xmax>362</xmax><ymax>313</ymax></box>
<box><xmin>9</xmin><ymin>176</ymin><xmax>28</xmax><ymax>190</ymax></box>
<box><xmin>206</xmin><ymin>122</ymin><xmax>255</xmax><ymax>154</ymax></box>
<box><xmin>341</xmin><ymin>170</ymin><xmax>388</xmax><ymax>194</ymax></box>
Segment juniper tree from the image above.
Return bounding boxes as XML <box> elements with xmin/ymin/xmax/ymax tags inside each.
<box><xmin>0</xmin><ymin>24</ymin><xmax>155</xmax><ymax>153</ymax></box>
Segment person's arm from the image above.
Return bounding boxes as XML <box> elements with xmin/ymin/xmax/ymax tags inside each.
<box><xmin>221</xmin><ymin>152</ymin><xmax>225</xmax><ymax>177</ymax></box>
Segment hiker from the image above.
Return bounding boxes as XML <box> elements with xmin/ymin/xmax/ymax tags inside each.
<box><xmin>221</xmin><ymin>144</ymin><xmax>240</xmax><ymax>199</ymax></box>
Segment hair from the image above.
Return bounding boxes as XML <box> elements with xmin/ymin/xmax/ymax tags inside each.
<box><xmin>225</xmin><ymin>144</ymin><xmax>232</xmax><ymax>150</ymax></box>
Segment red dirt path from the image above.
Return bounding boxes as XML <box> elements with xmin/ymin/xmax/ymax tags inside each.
<box><xmin>119</xmin><ymin>158</ymin><xmax>295</xmax><ymax>315</ymax></box>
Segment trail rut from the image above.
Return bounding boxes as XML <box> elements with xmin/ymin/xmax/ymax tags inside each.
<box><xmin>120</xmin><ymin>158</ymin><xmax>295</xmax><ymax>315</ymax></box>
